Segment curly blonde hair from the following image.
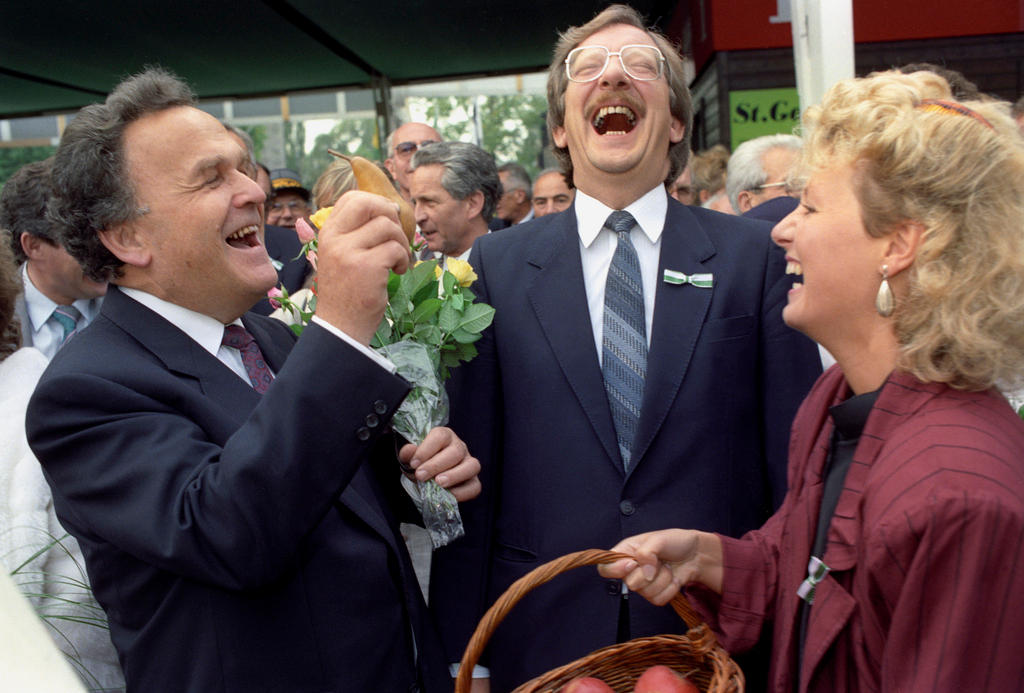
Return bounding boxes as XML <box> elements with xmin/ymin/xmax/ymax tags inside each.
<box><xmin>799</xmin><ymin>70</ymin><xmax>1024</xmax><ymax>391</ymax></box>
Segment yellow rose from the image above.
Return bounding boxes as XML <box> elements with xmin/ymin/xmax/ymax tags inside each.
<box><xmin>445</xmin><ymin>258</ymin><xmax>477</xmax><ymax>287</ymax></box>
<box><xmin>309</xmin><ymin>206</ymin><xmax>333</xmax><ymax>230</ymax></box>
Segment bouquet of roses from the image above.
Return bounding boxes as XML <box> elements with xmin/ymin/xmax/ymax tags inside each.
<box><xmin>271</xmin><ymin>209</ymin><xmax>494</xmax><ymax>547</ymax></box>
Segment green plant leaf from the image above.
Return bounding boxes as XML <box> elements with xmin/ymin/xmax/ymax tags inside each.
<box><xmin>370</xmin><ymin>316</ymin><xmax>393</xmax><ymax>347</ymax></box>
<box><xmin>289</xmin><ymin>323</ymin><xmax>305</xmax><ymax>337</ymax></box>
<box><xmin>457</xmin><ymin>302</ymin><xmax>496</xmax><ymax>334</ymax></box>
<box><xmin>386</xmin><ymin>270</ymin><xmax>402</xmax><ymax>298</ymax></box>
<box><xmin>411</xmin><ymin>297</ymin><xmax>443</xmax><ymax>323</ymax></box>
<box><xmin>413</xmin><ymin>323</ymin><xmax>444</xmax><ymax>345</ymax></box>
<box><xmin>451</xmin><ymin>327</ymin><xmax>483</xmax><ymax>344</ymax></box>
<box><xmin>442</xmin><ymin>271</ymin><xmax>458</xmax><ymax>296</ymax></box>
<box><xmin>438</xmin><ymin>302</ymin><xmax>459</xmax><ymax>333</ymax></box>
<box><xmin>451</xmin><ymin>293</ymin><xmax>465</xmax><ymax>311</ymax></box>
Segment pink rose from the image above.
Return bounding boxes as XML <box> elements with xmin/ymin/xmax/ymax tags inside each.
<box><xmin>267</xmin><ymin>286</ymin><xmax>283</xmax><ymax>309</ymax></box>
<box><xmin>294</xmin><ymin>217</ymin><xmax>317</xmax><ymax>244</ymax></box>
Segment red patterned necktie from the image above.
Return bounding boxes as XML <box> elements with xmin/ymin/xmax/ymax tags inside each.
<box><xmin>221</xmin><ymin>324</ymin><xmax>273</xmax><ymax>394</ymax></box>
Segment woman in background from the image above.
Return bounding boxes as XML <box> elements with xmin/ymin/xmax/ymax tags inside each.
<box><xmin>601</xmin><ymin>70</ymin><xmax>1024</xmax><ymax>692</ymax></box>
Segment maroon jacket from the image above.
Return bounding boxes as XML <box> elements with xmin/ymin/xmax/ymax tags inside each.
<box><xmin>689</xmin><ymin>367</ymin><xmax>1024</xmax><ymax>692</ymax></box>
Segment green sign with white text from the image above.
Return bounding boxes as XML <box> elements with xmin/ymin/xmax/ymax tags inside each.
<box><xmin>729</xmin><ymin>88</ymin><xmax>801</xmax><ymax>150</ymax></box>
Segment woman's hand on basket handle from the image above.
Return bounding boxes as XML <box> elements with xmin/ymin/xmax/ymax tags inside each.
<box><xmin>599</xmin><ymin>530</ymin><xmax>725</xmax><ymax>605</ymax></box>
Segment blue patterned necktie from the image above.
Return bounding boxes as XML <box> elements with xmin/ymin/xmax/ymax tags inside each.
<box><xmin>602</xmin><ymin>210</ymin><xmax>647</xmax><ymax>470</ymax></box>
<box><xmin>50</xmin><ymin>304</ymin><xmax>82</xmax><ymax>345</ymax></box>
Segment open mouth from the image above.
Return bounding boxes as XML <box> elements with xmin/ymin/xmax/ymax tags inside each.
<box><xmin>592</xmin><ymin>105</ymin><xmax>637</xmax><ymax>135</ymax></box>
<box><xmin>226</xmin><ymin>224</ymin><xmax>261</xmax><ymax>249</ymax></box>
<box><xmin>786</xmin><ymin>259</ymin><xmax>804</xmax><ymax>289</ymax></box>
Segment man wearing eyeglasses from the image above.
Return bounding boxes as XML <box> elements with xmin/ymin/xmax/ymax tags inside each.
<box><xmin>384</xmin><ymin>122</ymin><xmax>442</xmax><ymax>203</ymax></box>
<box><xmin>726</xmin><ymin>134</ymin><xmax>802</xmax><ymax>220</ymax></box>
<box><xmin>266</xmin><ymin>168</ymin><xmax>312</xmax><ymax>228</ymax></box>
<box><xmin>432</xmin><ymin>5</ymin><xmax>822</xmax><ymax>691</ymax></box>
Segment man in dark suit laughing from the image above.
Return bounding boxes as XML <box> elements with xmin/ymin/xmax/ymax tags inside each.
<box><xmin>28</xmin><ymin>67</ymin><xmax>479</xmax><ymax>693</ymax></box>
<box><xmin>430</xmin><ymin>5</ymin><xmax>821</xmax><ymax>691</ymax></box>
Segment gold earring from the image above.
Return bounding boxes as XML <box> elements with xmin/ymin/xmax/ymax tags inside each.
<box><xmin>876</xmin><ymin>265</ymin><xmax>894</xmax><ymax>317</ymax></box>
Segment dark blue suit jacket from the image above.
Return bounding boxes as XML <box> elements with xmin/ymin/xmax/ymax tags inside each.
<box><xmin>431</xmin><ymin>200</ymin><xmax>821</xmax><ymax>690</ymax></box>
<box><xmin>27</xmin><ymin>287</ymin><xmax>449</xmax><ymax>693</ymax></box>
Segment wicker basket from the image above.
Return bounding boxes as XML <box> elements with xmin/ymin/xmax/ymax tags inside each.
<box><xmin>454</xmin><ymin>549</ymin><xmax>744</xmax><ymax>693</ymax></box>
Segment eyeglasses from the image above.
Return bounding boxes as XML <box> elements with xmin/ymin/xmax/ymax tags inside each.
<box><xmin>393</xmin><ymin>139</ymin><xmax>439</xmax><ymax>157</ymax></box>
<box><xmin>565</xmin><ymin>44</ymin><xmax>666</xmax><ymax>83</ymax></box>
<box><xmin>753</xmin><ymin>181</ymin><xmax>792</xmax><ymax>194</ymax></box>
<box><xmin>269</xmin><ymin>200</ymin><xmax>309</xmax><ymax>213</ymax></box>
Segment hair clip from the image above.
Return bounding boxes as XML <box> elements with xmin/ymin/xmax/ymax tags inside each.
<box><xmin>917</xmin><ymin>98</ymin><xmax>994</xmax><ymax>130</ymax></box>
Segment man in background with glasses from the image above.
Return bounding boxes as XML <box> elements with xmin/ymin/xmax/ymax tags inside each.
<box><xmin>433</xmin><ymin>5</ymin><xmax>821</xmax><ymax>691</ymax></box>
<box><xmin>384</xmin><ymin>122</ymin><xmax>442</xmax><ymax>203</ymax></box>
<box><xmin>266</xmin><ymin>168</ymin><xmax>312</xmax><ymax>228</ymax></box>
<box><xmin>726</xmin><ymin>133</ymin><xmax>802</xmax><ymax>221</ymax></box>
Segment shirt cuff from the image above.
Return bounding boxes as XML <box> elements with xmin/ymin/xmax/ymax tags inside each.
<box><xmin>449</xmin><ymin>663</ymin><xmax>490</xmax><ymax>679</ymax></box>
<box><xmin>310</xmin><ymin>315</ymin><xmax>396</xmax><ymax>374</ymax></box>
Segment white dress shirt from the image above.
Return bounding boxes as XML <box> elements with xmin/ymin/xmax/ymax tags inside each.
<box><xmin>120</xmin><ymin>288</ymin><xmax>394</xmax><ymax>385</ymax></box>
<box><xmin>21</xmin><ymin>264</ymin><xmax>102</xmax><ymax>361</ymax></box>
<box><xmin>574</xmin><ymin>185</ymin><xmax>667</xmax><ymax>363</ymax></box>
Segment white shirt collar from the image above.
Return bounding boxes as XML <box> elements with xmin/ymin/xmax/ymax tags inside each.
<box><xmin>21</xmin><ymin>263</ymin><xmax>102</xmax><ymax>333</ymax></box>
<box><xmin>574</xmin><ymin>185</ymin><xmax>668</xmax><ymax>248</ymax></box>
<box><xmin>119</xmin><ymin>287</ymin><xmax>239</xmax><ymax>358</ymax></box>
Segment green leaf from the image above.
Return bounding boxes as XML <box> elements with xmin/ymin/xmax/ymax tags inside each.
<box><xmin>397</xmin><ymin>261</ymin><xmax>439</xmax><ymax>306</ymax></box>
<box><xmin>386</xmin><ymin>270</ymin><xmax>402</xmax><ymax>299</ymax></box>
<box><xmin>442</xmin><ymin>271</ymin><xmax>458</xmax><ymax>296</ymax></box>
<box><xmin>289</xmin><ymin>323</ymin><xmax>305</xmax><ymax>337</ymax></box>
<box><xmin>451</xmin><ymin>328</ymin><xmax>483</xmax><ymax>344</ymax></box>
<box><xmin>413</xmin><ymin>323</ymin><xmax>444</xmax><ymax>345</ymax></box>
<box><xmin>451</xmin><ymin>293</ymin><xmax>465</xmax><ymax>311</ymax></box>
<box><xmin>438</xmin><ymin>302</ymin><xmax>459</xmax><ymax>333</ymax></box>
<box><xmin>411</xmin><ymin>297</ymin><xmax>443</xmax><ymax>323</ymax></box>
<box><xmin>370</xmin><ymin>316</ymin><xmax>393</xmax><ymax>347</ymax></box>
<box><xmin>457</xmin><ymin>302</ymin><xmax>496</xmax><ymax>334</ymax></box>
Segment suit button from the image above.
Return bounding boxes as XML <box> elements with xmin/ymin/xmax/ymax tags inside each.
<box><xmin>356</xmin><ymin>426</ymin><xmax>371</xmax><ymax>441</ymax></box>
<box><xmin>619</xmin><ymin>500</ymin><xmax>636</xmax><ymax>516</ymax></box>
<box><xmin>365</xmin><ymin>413</ymin><xmax>380</xmax><ymax>428</ymax></box>
<box><xmin>605</xmin><ymin>580</ymin><xmax>619</xmax><ymax>595</ymax></box>
<box><xmin>374</xmin><ymin>399</ymin><xmax>388</xmax><ymax>415</ymax></box>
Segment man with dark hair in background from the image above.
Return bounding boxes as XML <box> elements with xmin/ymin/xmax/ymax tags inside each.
<box><xmin>1</xmin><ymin>158</ymin><xmax>106</xmax><ymax>360</ymax></box>
<box><xmin>494</xmin><ymin>162</ymin><xmax>534</xmax><ymax>226</ymax></box>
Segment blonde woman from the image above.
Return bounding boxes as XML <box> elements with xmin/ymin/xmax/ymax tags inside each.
<box><xmin>602</xmin><ymin>71</ymin><xmax>1024</xmax><ymax>692</ymax></box>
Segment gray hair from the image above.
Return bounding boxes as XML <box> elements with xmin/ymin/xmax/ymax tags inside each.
<box><xmin>497</xmin><ymin>162</ymin><xmax>532</xmax><ymax>198</ymax></box>
<box><xmin>725</xmin><ymin>134</ymin><xmax>801</xmax><ymax>212</ymax></box>
<box><xmin>546</xmin><ymin>4</ymin><xmax>693</xmax><ymax>187</ymax></box>
<box><xmin>222</xmin><ymin>122</ymin><xmax>257</xmax><ymax>174</ymax></box>
<box><xmin>410</xmin><ymin>141</ymin><xmax>501</xmax><ymax>221</ymax></box>
<box><xmin>47</xmin><ymin>67</ymin><xmax>196</xmax><ymax>281</ymax></box>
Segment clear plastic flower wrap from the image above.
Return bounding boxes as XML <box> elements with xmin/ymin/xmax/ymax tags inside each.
<box><xmin>377</xmin><ymin>338</ymin><xmax>464</xmax><ymax>548</ymax></box>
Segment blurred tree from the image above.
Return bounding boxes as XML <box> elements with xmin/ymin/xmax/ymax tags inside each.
<box><xmin>405</xmin><ymin>93</ymin><xmax>547</xmax><ymax>177</ymax></box>
<box><xmin>237</xmin><ymin>125</ymin><xmax>268</xmax><ymax>163</ymax></box>
<box><xmin>301</xmin><ymin>116</ymin><xmax>380</xmax><ymax>188</ymax></box>
<box><xmin>0</xmin><ymin>146</ymin><xmax>56</xmax><ymax>188</ymax></box>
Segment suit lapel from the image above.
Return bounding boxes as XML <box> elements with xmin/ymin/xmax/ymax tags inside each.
<box><xmin>630</xmin><ymin>203</ymin><xmax>717</xmax><ymax>471</ymax></box>
<box><xmin>104</xmin><ymin>288</ymin><xmax>405</xmax><ymax>547</ymax></box>
<box><xmin>525</xmin><ymin>216</ymin><xmax>623</xmax><ymax>470</ymax></box>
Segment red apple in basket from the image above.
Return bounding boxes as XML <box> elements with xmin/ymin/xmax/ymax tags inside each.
<box><xmin>560</xmin><ymin>676</ymin><xmax>615</xmax><ymax>692</ymax></box>
<box><xmin>633</xmin><ymin>665</ymin><xmax>700</xmax><ymax>692</ymax></box>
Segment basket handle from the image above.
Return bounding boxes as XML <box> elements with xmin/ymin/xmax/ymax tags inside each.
<box><xmin>455</xmin><ymin>548</ymin><xmax>704</xmax><ymax>692</ymax></box>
